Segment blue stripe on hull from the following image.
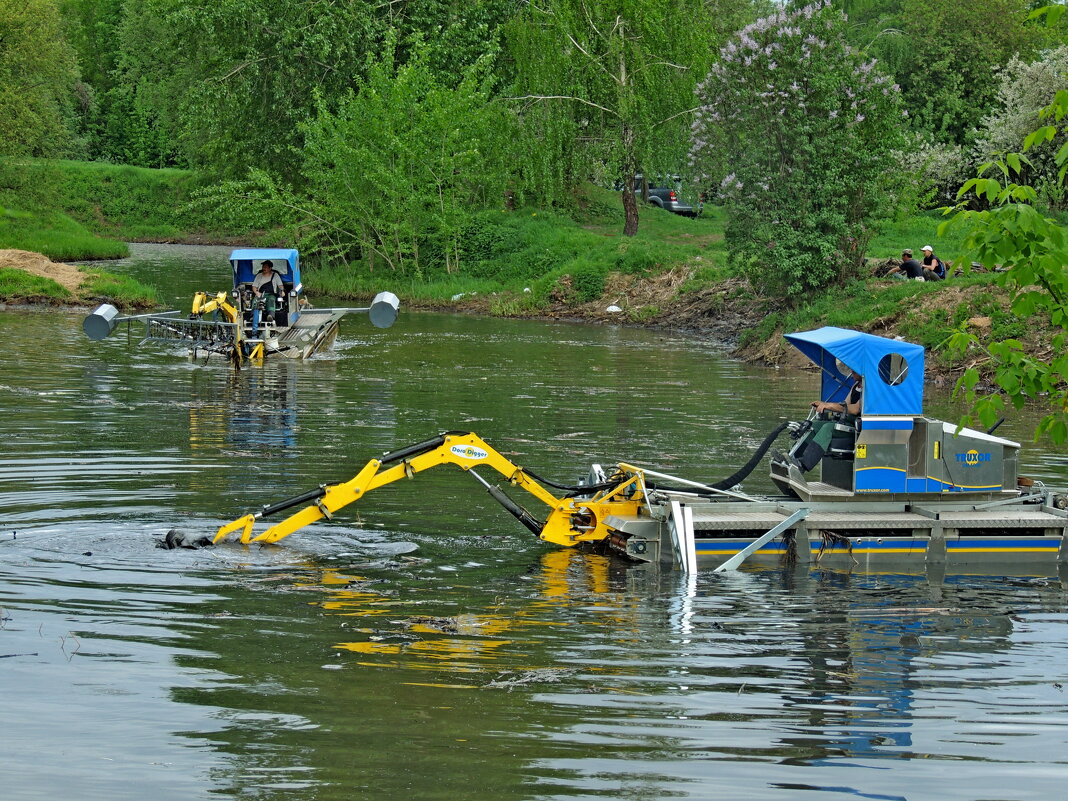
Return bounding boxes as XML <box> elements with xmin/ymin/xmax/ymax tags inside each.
<box><xmin>694</xmin><ymin>538</ymin><xmax>1061</xmax><ymax>558</ymax></box>
<box><xmin>695</xmin><ymin>541</ymin><xmax>791</xmax><ymax>555</ymax></box>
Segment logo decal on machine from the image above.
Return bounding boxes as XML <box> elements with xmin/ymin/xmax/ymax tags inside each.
<box><xmin>956</xmin><ymin>449</ymin><xmax>991</xmax><ymax>466</ymax></box>
<box><xmin>451</xmin><ymin>444</ymin><xmax>488</xmax><ymax>460</ymax></box>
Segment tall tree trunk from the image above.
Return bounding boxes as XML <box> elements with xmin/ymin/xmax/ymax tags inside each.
<box><xmin>622</xmin><ymin>186</ymin><xmax>639</xmax><ymax>237</ymax></box>
<box><xmin>621</xmin><ymin>120</ymin><xmax>639</xmax><ymax>237</ymax></box>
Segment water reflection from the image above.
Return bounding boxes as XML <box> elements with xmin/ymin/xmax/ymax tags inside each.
<box><xmin>136</xmin><ymin>545</ymin><xmax>1065</xmax><ymax>800</ymax></box>
<box><xmin>188</xmin><ymin>365</ymin><xmax>300</xmax><ymax>456</ymax></box>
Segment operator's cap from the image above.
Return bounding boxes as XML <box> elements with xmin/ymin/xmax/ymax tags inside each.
<box><xmin>902</xmin><ymin>248</ymin><xmax>913</xmax><ymax>257</ymax></box>
<box><xmin>921</xmin><ymin>245</ymin><xmax>933</xmax><ymax>252</ymax></box>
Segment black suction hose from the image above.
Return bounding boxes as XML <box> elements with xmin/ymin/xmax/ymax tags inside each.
<box><xmin>529</xmin><ymin>421</ymin><xmax>793</xmax><ymax>496</ymax></box>
<box><xmin>709</xmin><ymin>420</ymin><xmax>791</xmax><ymax>490</ymax></box>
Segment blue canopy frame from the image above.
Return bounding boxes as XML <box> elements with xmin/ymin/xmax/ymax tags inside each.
<box><xmin>784</xmin><ymin>327</ymin><xmax>925</xmax><ymax>416</ymax></box>
<box><xmin>229</xmin><ymin>248</ymin><xmax>301</xmax><ymax>288</ymax></box>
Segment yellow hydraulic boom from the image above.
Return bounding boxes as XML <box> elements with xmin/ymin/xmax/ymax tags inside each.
<box><xmin>213</xmin><ymin>431</ymin><xmax>645</xmax><ymax>548</ymax></box>
<box><xmin>191</xmin><ymin>290</ymin><xmax>240</xmax><ymax>324</ymax></box>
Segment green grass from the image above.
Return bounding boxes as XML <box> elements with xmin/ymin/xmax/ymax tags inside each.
<box><xmin>82</xmin><ymin>269</ymin><xmax>158</xmax><ymax>308</ymax></box>
<box><xmin>868</xmin><ymin>209</ymin><xmax>968</xmax><ymax>263</ymax></box>
<box><xmin>306</xmin><ymin>185</ymin><xmax>728</xmax><ymax>309</ymax></box>
<box><xmin>739</xmin><ymin>271</ymin><xmax>1006</xmax><ymax>352</ymax></box>
<box><xmin>0</xmin><ymin>263</ymin><xmax>157</xmax><ymax>309</ymax></box>
<box><xmin>0</xmin><ymin>206</ymin><xmax>128</xmax><ymax>261</ymax></box>
<box><xmin>0</xmin><ymin>267</ymin><xmax>73</xmax><ymax>302</ymax></box>
<box><xmin>1</xmin><ymin>157</ymin><xmax>278</xmax><ymax>259</ymax></box>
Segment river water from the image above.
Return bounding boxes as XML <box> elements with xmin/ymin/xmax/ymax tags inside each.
<box><xmin>3</xmin><ymin>243</ymin><xmax>1068</xmax><ymax>800</ymax></box>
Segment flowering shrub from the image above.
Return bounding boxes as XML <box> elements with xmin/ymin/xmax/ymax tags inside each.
<box><xmin>689</xmin><ymin>1</ymin><xmax>904</xmax><ymax>298</ymax></box>
<box><xmin>972</xmin><ymin>47</ymin><xmax>1068</xmax><ymax>210</ymax></box>
<box><xmin>892</xmin><ymin>133</ymin><xmax>970</xmax><ymax>214</ymax></box>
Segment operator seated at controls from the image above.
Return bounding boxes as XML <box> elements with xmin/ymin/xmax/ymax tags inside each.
<box><xmin>251</xmin><ymin>260</ymin><xmax>283</xmax><ymax>333</ymax></box>
<box><xmin>789</xmin><ymin>367</ymin><xmax>862</xmax><ymax>472</ymax></box>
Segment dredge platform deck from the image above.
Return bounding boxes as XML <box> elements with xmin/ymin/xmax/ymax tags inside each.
<box><xmin>606</xmin><ymin>492</ymin><xmax>1068</xmax><ymax>572</ymax></box>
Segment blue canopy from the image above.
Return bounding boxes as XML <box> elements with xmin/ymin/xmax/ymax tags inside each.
<box><xmin>229</xmin><ymin>248</ymin><xmax>300</xmax><ymax>288</ymax></box>
<box><xmin>784</xmin><ymin>327</ymin><xmax>925</xmax><ymax>416</ymax></box>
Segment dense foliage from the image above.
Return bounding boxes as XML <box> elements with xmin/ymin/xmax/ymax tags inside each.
<box><xmin>837</xmin><ymin>0</ymin><xmax>1052</xmax><ymax>147</ymax></box>
<box><xmin>945</xmin><ymin>92</ymin><xmax>1068</xmax><ymax>442</ymax></box>
<box><xmin>973</xmin><ymin>46</ymin><xmax>1068</xmax><ymax>210</ymax></box>
<box><xmin>690</xmin><ymin>2</ymin><xmax>904</xmax><ymax>298</ymax></box>
<box><xmin>0</xmin><ymin>0</ymin><xmax>83</xmax><ymax>157</ymax></box>
<box><xmin>297</xmin><ymin>43</ymin><xmax>513</xmax><ymax>275</ymax></box>
<box><xmin>505</xmin><ymin>0</ymin><xmax>749</xmax><ymax>234</ymax></box>
<box><xmin>894</xmin><ymin>0</ymin><xmax>1050</xmax><ymax>147</ymax></box>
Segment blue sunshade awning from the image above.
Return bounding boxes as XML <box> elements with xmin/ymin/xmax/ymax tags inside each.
<box><xmin>784</xmin><ymin>327</ymin><xmax>925</xmax><ymax>416</ymax></box>
<box><xmin>229</xmin><ymin>248</ymin><xmax>300</xmax><ymax>286</ymax></box>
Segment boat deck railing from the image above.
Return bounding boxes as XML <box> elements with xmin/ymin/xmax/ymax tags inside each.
<box><xmin>142</xmin><ymin>317</ymin><xmax>239</xmax><ymax>350</ymax></box>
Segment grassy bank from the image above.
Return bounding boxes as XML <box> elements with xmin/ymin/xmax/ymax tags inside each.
<box><xmin>0</xmin><ymin>206</ymin><xmax>129</xmax><ymax>261</ymax></box>
<box><xmin>0</xmin><ymin>157</ymin><xmax>278</xmax><ymax>261</ymax></box>
<box><xmin>0</xmin><ymin>267</ymin><xmax>156</xmax><ymax>307</ymax></box>
<box><xmin>307</xmin><ymin>186</ymin><xmax>728</xmax><ymax>318</ymax></box>
<box><xmin>0</xmin><ymin>250</ymin><xmax>157</xmax><ymax>309</ymax></box>
<box><xmin>304</xmin><ymin>184</ymin><xmax>1046</xmax><ymax>390</ymax></box>
<box><xmin>1</xmin><ymin>159</ymin><xmax>1044</xmax><ymax>378</ymax></box>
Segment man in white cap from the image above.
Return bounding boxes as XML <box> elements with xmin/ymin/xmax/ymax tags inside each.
<box><xmin>920</xmin><ymin>245</ymin><xmax>945</xmax><ymax>281</ymax></box>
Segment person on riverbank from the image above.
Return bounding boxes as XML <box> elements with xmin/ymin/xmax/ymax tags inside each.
<box><xmin>252</xmin><ymin>260</ymin><xmax>283</xmax><ymax>332</ymax></box>
<box><xmin>920</xmin><ymin>245</ymin><xmax>945</xmax><ymax>281</ymax></box>
<box><xmin>887</xmin><ymin>249</ymin><xmax>925</xmax><ymax>281</ymax></box>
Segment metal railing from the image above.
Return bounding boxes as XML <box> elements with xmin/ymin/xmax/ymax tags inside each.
<box><xmin>142</xmin><ymin>317</ymin><xmax>239</xmax><ymax>351</ymax></box>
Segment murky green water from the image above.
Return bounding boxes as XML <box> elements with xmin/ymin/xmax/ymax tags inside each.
<box><xmin>3</xmin><ymin>244</ymin><xmax>1068</xmax><ymax>800</ymax></box>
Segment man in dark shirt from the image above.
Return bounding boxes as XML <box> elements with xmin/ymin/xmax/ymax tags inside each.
<box><xmin>920</xmin><ymin>245</ymin><xmax>945</xmax><ymax>280</ymax></box>
<box><xmin>888</xmin><ymin>248</ymin><xmax>925</xmax><ymax>280</ymax></box>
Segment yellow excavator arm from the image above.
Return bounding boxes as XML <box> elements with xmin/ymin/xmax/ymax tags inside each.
<box><xmin>213</xmin><ymin>432</ymin><xmax>645</xmax><ymax>548</ymax></box>
<box><xmin>191</xmin><ymin>291</ymin><xmax>239</xmax><ymax>324</ymax></box>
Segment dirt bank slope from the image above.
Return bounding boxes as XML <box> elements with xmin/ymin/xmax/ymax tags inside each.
<box><xmin>0</xmin><ymin>249</ymin><xmax>85</xmax><ymax>293</ymax></box>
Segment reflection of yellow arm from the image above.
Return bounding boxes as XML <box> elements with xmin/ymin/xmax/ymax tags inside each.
<box><xmin>213</xmin><ymin>432</ymin><xmax>644</xmax><ymax>548</ymax></box>
<box><xmin>191</xmin><ymin>291</ymin><xmax>239</xmax><ymax>324</ymax></box>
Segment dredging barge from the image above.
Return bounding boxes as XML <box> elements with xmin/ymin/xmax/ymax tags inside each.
<box><xmin>210</xmin><ymin>327</ymin><xmax>1068</xmax><ymax>573</ymax></box>
<box><xmin>84</xmin><ymin>248</ymin><xmax>399</xmax><ymax>364</ymax></box>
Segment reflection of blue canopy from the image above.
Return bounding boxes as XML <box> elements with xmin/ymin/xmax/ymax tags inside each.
<box><xmin>229</xmin><ymin>248</ymin><xmax>300</xmax><ymax>287</ymax></box>
<box><xmin>784</xmin><ymin>327</ymin><xmax>925</xmax><ymax>416</ymax></box>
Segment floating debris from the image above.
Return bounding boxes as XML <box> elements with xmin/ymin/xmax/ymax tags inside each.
<box><xmin>483</xmin><ymin>668</ymin><xmax>573</xmax><ymax>690</ymax></box>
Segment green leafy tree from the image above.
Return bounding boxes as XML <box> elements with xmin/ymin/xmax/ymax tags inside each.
<box><xmin>943</xmin><ymin>143</ymin><xmax>1068</xmax><ymax>435</ymax></box>
<box><xmin>293</xmin><ymin>43</ymin><xmax>512</xmax><ymax>275</ymax></box>
<box><xmin>690</xmin><ymin>2</ymin><xmax>904</xmax><ymax>299</ymax></box>
<box><xmin>505</xmin><ymin>0</ymin><xmax>747</xmax><ymax>236</ymax></box>
<box><xmin>895</xmin><ymin>0</ymin><xmax>1050</xmax><ymax>146</ymax></box>
<box><xmin>941</xmin><ymin>6</ymin><xmax>1068</xmax><ymax>445</ymax></box>
<box><xmin>389</xmin><ymin>0</ymin><xmax>518</xmax><ymax>83</ymax></box>
<box><xmin>60</xmin><ymin>0</ymin><xmax>180</xmax><ymax>166</ymax></box>
<box><xmin>105</xmin><ymin>0</ymin><xmax>515</xmax><ymax>180</ymax></box>
<box><xmin>109</xmin><ymin>0</ymin><xmax>382</xmax><ymax>181</ymax></box>
<box><xmin>0</xmin><ymin>0</ymin><xmax>82</xmax><ymax>157</ymax></box>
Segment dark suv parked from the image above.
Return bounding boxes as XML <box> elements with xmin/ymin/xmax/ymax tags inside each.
<box><xmin>631</xmin><ymin>175</ymin><xmax>701</xmax><ymax>217</ymax></box>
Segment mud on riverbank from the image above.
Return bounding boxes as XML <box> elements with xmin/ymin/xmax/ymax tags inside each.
<box><xmin>435</xmin><ymin>264</ymin><xmax>1053</xmax><ymax>393</ymax></box>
